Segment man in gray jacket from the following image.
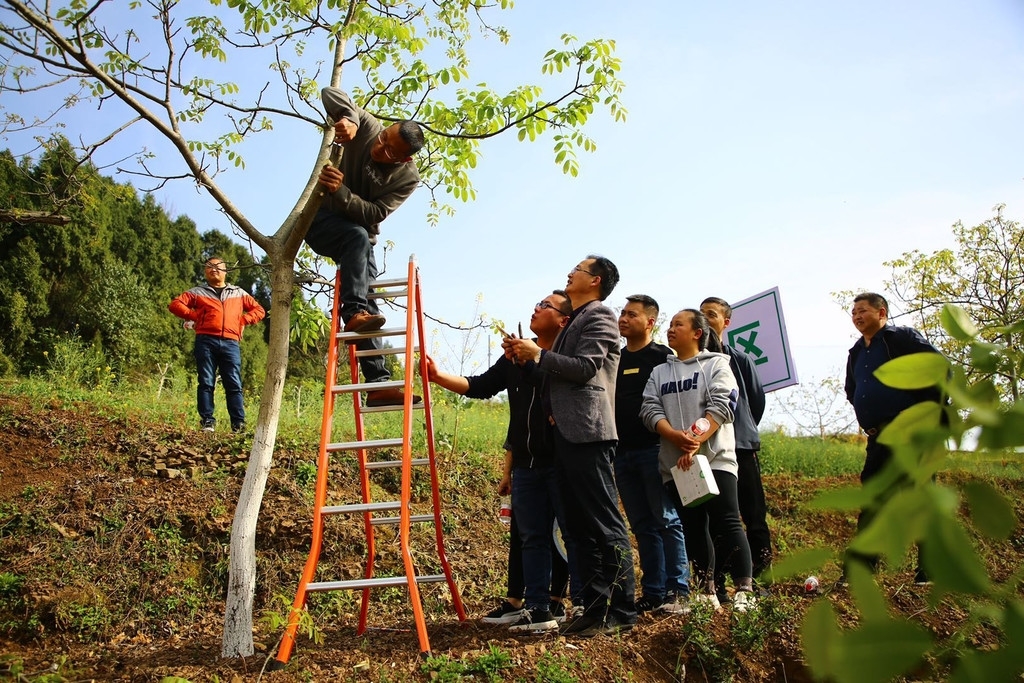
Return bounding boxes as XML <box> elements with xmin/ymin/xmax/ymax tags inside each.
<box><xmin>306</xmin><ymin>86</ymin><xmax>425</xmax><ymax>407</ymax></box>
<box><xmin>506</xmin><ymin>255</ymin><xmax>637</xmax><ymax>637</ymax></box>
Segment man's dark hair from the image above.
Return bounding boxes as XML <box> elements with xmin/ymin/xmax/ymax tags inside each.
<box><xmin>700</xmin><ymin>296</ymin><xmax>732</xmax><ymax>319</ymax></box>
<box><xmin>684</xmin><ymin>308</ymin><xmax>712</xmax><ymax>352</ymax></box>
<box><xmin>853</xmin><ymin>292</ymin><xmax>888</xmax><ymax>312</ymax></box>
<box><xmin>551</xmin><ymin>289</ymin><xmax>573</xmax><ymax>316</ymax></box>
<box><xmin>625</xmin><ymin>294</ymin><xmax>659</xmax><ymax>319</ymax></box>
<box><xmin>586</xmin><ymin>254</ymin><xmax>620</xmax><ymax>301</ymax></box>
<box><xmin>398</xmin><ymin>121</ymin><xmax>425</xmax><ymax>155</ymax></box>
<box><xmin>706</xmin><ymin>327</ymin><xmax>724</xmax><ymax>353</ymax></box>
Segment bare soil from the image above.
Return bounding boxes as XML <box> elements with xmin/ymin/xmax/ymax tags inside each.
<box><xmin>0</xmin><ymin>394</ymin><xmax>1020</xmax><ymax>682</ymax></box>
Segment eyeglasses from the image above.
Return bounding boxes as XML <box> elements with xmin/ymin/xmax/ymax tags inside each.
<box><xmin>376</xmin><ymin>131</ymin><xmax>402</xmax><ymax>163</ymax></box>
<box><xmin>571</xmin><ymin>265</ymin><xmax>597</xmax><ymax>276</ymax></box>
<box><xmin>536</xmin><ymin>301</ymin><xmax>568</xmax><ymax>315</ymax></box>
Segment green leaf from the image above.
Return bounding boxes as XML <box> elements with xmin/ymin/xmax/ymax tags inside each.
<box><xmin>949</xmin><ymin>600</ymin><xmax>1024</xmax><ymax>683</ymax></box>
<box><xmin>835</xmin><ymin>619</ymin><xmax>932</xmax><ymax>683</ymax></box>
<box><xmin>874</xmin><ymin>352</ymin><xmax>948</xmax><ymax>389</ymax></box>
<box><xmin>848</xmin><ymin>562</ymin><xmax>889</xmax><ymax>623</ymax></box>
<box><xmin>809</xmin><ymin>484</ymin><xmax>869</xmax><ymax>511</ymax></box>
<box><xmin>976</xmin><ymin>402</ymin><xmax>1024</xmax><ymax>449</ymax></box>
<box><xmin>923</xmin><ymin>516</ymin><xmax>992</xmax><ymax>596</ymax></box>
<box><xmin>878</xmin><ymin>401</ymin><xmax>943</xmax><ymax>446</ymax></box>
<box><xmin>767</xmin><ymin>547</ymin><xmax>834</xmax><ymax>581</ymax></box>
<box><xmin>964</xmin><ymin>481</ymin><xmax>1017</xmax><ymax>540</ymax></box>
<box><xmin>940</xmin><ymin>303</ymin><xmax>978</xmax><ymax>341</ymax></box>
<box><xmin>849</xmin><ymin>487</ymin><xmax>923</xmax><ymax>561</ymax></box>
<box><xmin>800</xmin><ymin>600</ymin><xmax>840</xmax><ymax>680</ymax></box>
<box><xmin>969</xmin><ymin>341</ymin><xmax>1002</xmax><ymax>373</ymax></box>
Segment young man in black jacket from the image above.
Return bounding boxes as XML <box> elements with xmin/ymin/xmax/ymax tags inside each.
<box><xmin>701</xmin><ymin>297</ymin><xmax>771</xmax><ymax>598</ymax></box>
<box><xmin>425</xmin><ymin>291</ymin><xmax>576</xmax><ymax>633</ymax></box>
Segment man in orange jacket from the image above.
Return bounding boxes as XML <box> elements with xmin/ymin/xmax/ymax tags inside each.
<box><xmin>169</xmin><ymin>257</ymin><xmax>266</xmax><ymax>432</ymax></box>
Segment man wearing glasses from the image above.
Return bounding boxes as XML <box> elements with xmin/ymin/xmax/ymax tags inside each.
<box><xmin>424</xmin><ymin>291</ymin><xmax>578</xmax><ymax>634</ymax></box>
<box><xmin>305</xmin><ymin>86</ymin><xmax>425</xmax><ymax>406</ymax></box>
<box><xmin>505</xmin><ymin>256</ymin><xmax>637</xmax><ymax>637</ymax></box>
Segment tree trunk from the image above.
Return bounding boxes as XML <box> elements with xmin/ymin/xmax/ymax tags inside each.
<box><xmin>221</xmin><ymin>256</ymin><xmax>297</xmax><ymax>657</ymax></box>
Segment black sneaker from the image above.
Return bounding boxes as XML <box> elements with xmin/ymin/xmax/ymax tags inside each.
<box><xmin>602</xmin><ymin>614</ymin><xmax>637</xmax><ymax>636</ymax></box>
<box><xmin>550</xmin><ymin>601</ymin><xmax>567</xmax><ymax>623</ymax></box>
<box><xmin>574</xmin><ymin>614</ymin><xmax>636</xmax><ymax>638</ymax></box>
<box><xmin>231</xmin><ymin>422</ymin><xmax>245</xmax><ymax>433</ymax></box>
<box><xmin>480</xmin><ymin>601</ymin><xmax>526</xmax><ymax>625</ymax></box>
<box><xmin>634</xmin><ymin>594</ymin><xmax>664</xmax><ymax>613</ymax></box>
<box><xmin>508</xmin><ymin>607</ymin><xmax>558</xmax><ymax>633</ymax></box>
<box><xmin>200</xmin><ymin>418</ymin><xmax>216</xmax><ymax>432</ymax></box>
<box><xmin>914</xmin><ymin>568</ymin><xmax>932</xmax><ymax>586</ymax></box>
<box><xmin>560</xmin><ymin>611</ymin><xmax>603</xmax><ymax>636</ymax></box>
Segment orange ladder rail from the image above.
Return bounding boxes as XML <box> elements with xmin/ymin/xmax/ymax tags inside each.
<box><xmin>273</xmin><ymin>257</ymin><xmax>465</xmax><ymax>669</ymax></box>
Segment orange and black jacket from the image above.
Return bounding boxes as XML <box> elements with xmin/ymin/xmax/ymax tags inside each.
<box><xmin>168</xmin><ymin>284</ymin><xmax>265</xmax><ymax>341</ymax></box>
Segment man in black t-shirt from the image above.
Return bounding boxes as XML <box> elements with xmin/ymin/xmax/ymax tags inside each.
<box><xmin>614</xmin><ymin>294</ymin><xmax>690</xmax><ymax>615</ymax></box>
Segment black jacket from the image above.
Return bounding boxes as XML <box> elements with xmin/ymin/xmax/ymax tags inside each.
<box><xmin>464</xmin><ymin>349</ymin><xmax>554</xmax><ymax>469</ymax></box>
<box><xmin>845</xmin><ymin>325</ymin><xmax>943</xmax><ymax>429</ymax></box>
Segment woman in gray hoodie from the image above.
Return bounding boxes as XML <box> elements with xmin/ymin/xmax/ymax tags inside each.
<box><xmin>640</xmin><ymin>309</ymin><xmax>757</xmax><ymax>613</ymax></box>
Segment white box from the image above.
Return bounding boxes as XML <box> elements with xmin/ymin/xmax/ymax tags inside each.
<box><xmin>671</xmin><ymin>455</ymin><xmax>720</xmax><ymax>507</ymax></box>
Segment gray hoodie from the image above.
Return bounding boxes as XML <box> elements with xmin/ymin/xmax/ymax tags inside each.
<box><xmin>640</xmin><ymin>351</ymin><xmax>739</xmax><ymax>483</ymax></box>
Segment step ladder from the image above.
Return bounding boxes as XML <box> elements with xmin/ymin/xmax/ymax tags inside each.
<box><xmin>273</xmin><ymin>256</ymin><xmax>466</xmax><ymax>667</ymax></box>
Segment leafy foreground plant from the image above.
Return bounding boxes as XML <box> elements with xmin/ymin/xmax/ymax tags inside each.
<box><xmin>778</xmin><ymin>304</ymin><xmax>1024</xmax><ymax>682</ymax></box>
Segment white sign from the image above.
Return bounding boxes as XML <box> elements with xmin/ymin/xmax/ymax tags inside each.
<box><xmin>727</xmin><ymin>287</ymin><xmax>799</xmax><ymax>392</ymax></box>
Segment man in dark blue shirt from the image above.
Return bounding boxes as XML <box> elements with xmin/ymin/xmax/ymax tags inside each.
<box><xmin>844</xmin><ymin>292</ymin><xmax>942</xmax><ymax>584</ymax></box>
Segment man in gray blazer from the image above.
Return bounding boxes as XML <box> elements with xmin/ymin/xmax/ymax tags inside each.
<box><xmin>506</xmin><ymin>255</ymin><xmax>637</xmax><ymax>637</ymax></box>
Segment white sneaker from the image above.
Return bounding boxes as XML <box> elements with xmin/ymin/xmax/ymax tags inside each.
<box><xmin>691</xmin><ymin>593</ymin><xmax>722</xmax><ymax>611</ymax></box>
<box><xmin>733</xmin><ymin>590</ymin><xmax>758</xmax><ymax>613</ymax></box>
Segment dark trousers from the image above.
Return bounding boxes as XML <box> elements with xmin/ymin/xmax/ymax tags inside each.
<box><xmin>305</xmin><ymin>209</ymin><xmax>388</xmax><ymax>383</ymax></box>
<box><xmin>511</xmin><ymin>465</ymin><xmax>575</xmax><ymax>609</ymax></box>
<box><xmin>669</xmin><ymin>468</ymin><xmax>752</xmax><ymax>590</ymax></box>
<box><xmin>554</xmin><ymin>430</ymin><xmax>636</xmax><ymax>621</ymax></box>
<box><xmin>505</xmin><ymin>512</ymin><xmax>569</xmax><ymax>603</ymax></box>
<box><xmin>736</xmin><ymin>448</ymin><xmax>773</xmax><ymax>577</ymax></box>
<box><xmin>848</xmin><ymin>435</ymin><xmax>925</xmax><ymax>573</ymax></box>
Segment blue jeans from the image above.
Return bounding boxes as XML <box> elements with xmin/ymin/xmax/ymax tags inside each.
<box><xmin>305</xmin><ymin>210</ymin><xmax>388</xmax><ymax>383</ymax></box>
<box><xmin>194</xmin><ymin>335</ymin><xmax>245</xmax><ymax>426</ymax></box>
<box><xmin>512</xmin><ymin>465</ymin><xmax>579</xmax><ymax>610</ymax></box>
<box><xmin>614</xmin><ymin>446</ymin><xmax>690</xmax><ymax>598</ymax></box>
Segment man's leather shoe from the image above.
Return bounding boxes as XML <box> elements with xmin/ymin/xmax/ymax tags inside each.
<box><xmin>344</xmin><ymin>311</ymin><xmax>386</xmax><ymax>333</ymax></box>
<box><xmin>365</xmin><ymin>388</ymin><xmax>423</xmax><ymax>407</ymax></box>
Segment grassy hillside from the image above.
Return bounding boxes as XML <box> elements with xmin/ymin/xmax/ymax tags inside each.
<box><xmin>0</xmin><ymin>380</ymin><xmax>1021</xmax><ymax>682</ymax></box>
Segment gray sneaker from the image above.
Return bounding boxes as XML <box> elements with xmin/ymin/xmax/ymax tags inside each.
<box><xmin>656</xmin><ymin>593</ymin><xmax>692</xmax><ymax>616</ymax></box>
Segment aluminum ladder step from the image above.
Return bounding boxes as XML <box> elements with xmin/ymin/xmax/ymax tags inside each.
<box><xmin>307</xmin><ymin>574</ymin><xmax>447</xmax><ymax>593</ymax></box>
<box><xmin>336</xmin><ymin>326</ymin><xmax>407</xmax><ymax>343</ymax></box>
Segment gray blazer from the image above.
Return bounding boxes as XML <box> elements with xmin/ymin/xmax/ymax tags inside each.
<box><xmin>537</xmin><ymin>300</ymin><xmax>620</xmax><ymax>444</ymax></box>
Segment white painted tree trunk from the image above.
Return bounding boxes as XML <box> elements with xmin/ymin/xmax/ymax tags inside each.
<box><xmin>221</xmin><ymin>261</ymin><xmax>296</xmax><ymax>658</ymax></box>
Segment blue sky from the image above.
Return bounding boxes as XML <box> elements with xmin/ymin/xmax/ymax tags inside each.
<box><xmin>6</xmin><ymin>0</ymin><xmax>1024</xmax><ymax>430</ymax></box>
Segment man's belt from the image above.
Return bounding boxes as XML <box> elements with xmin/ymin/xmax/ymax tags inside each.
<box><xmin>864</xmin><ymin>421</ymin><xmax>891</xmax><ymax>437</ymax></box>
